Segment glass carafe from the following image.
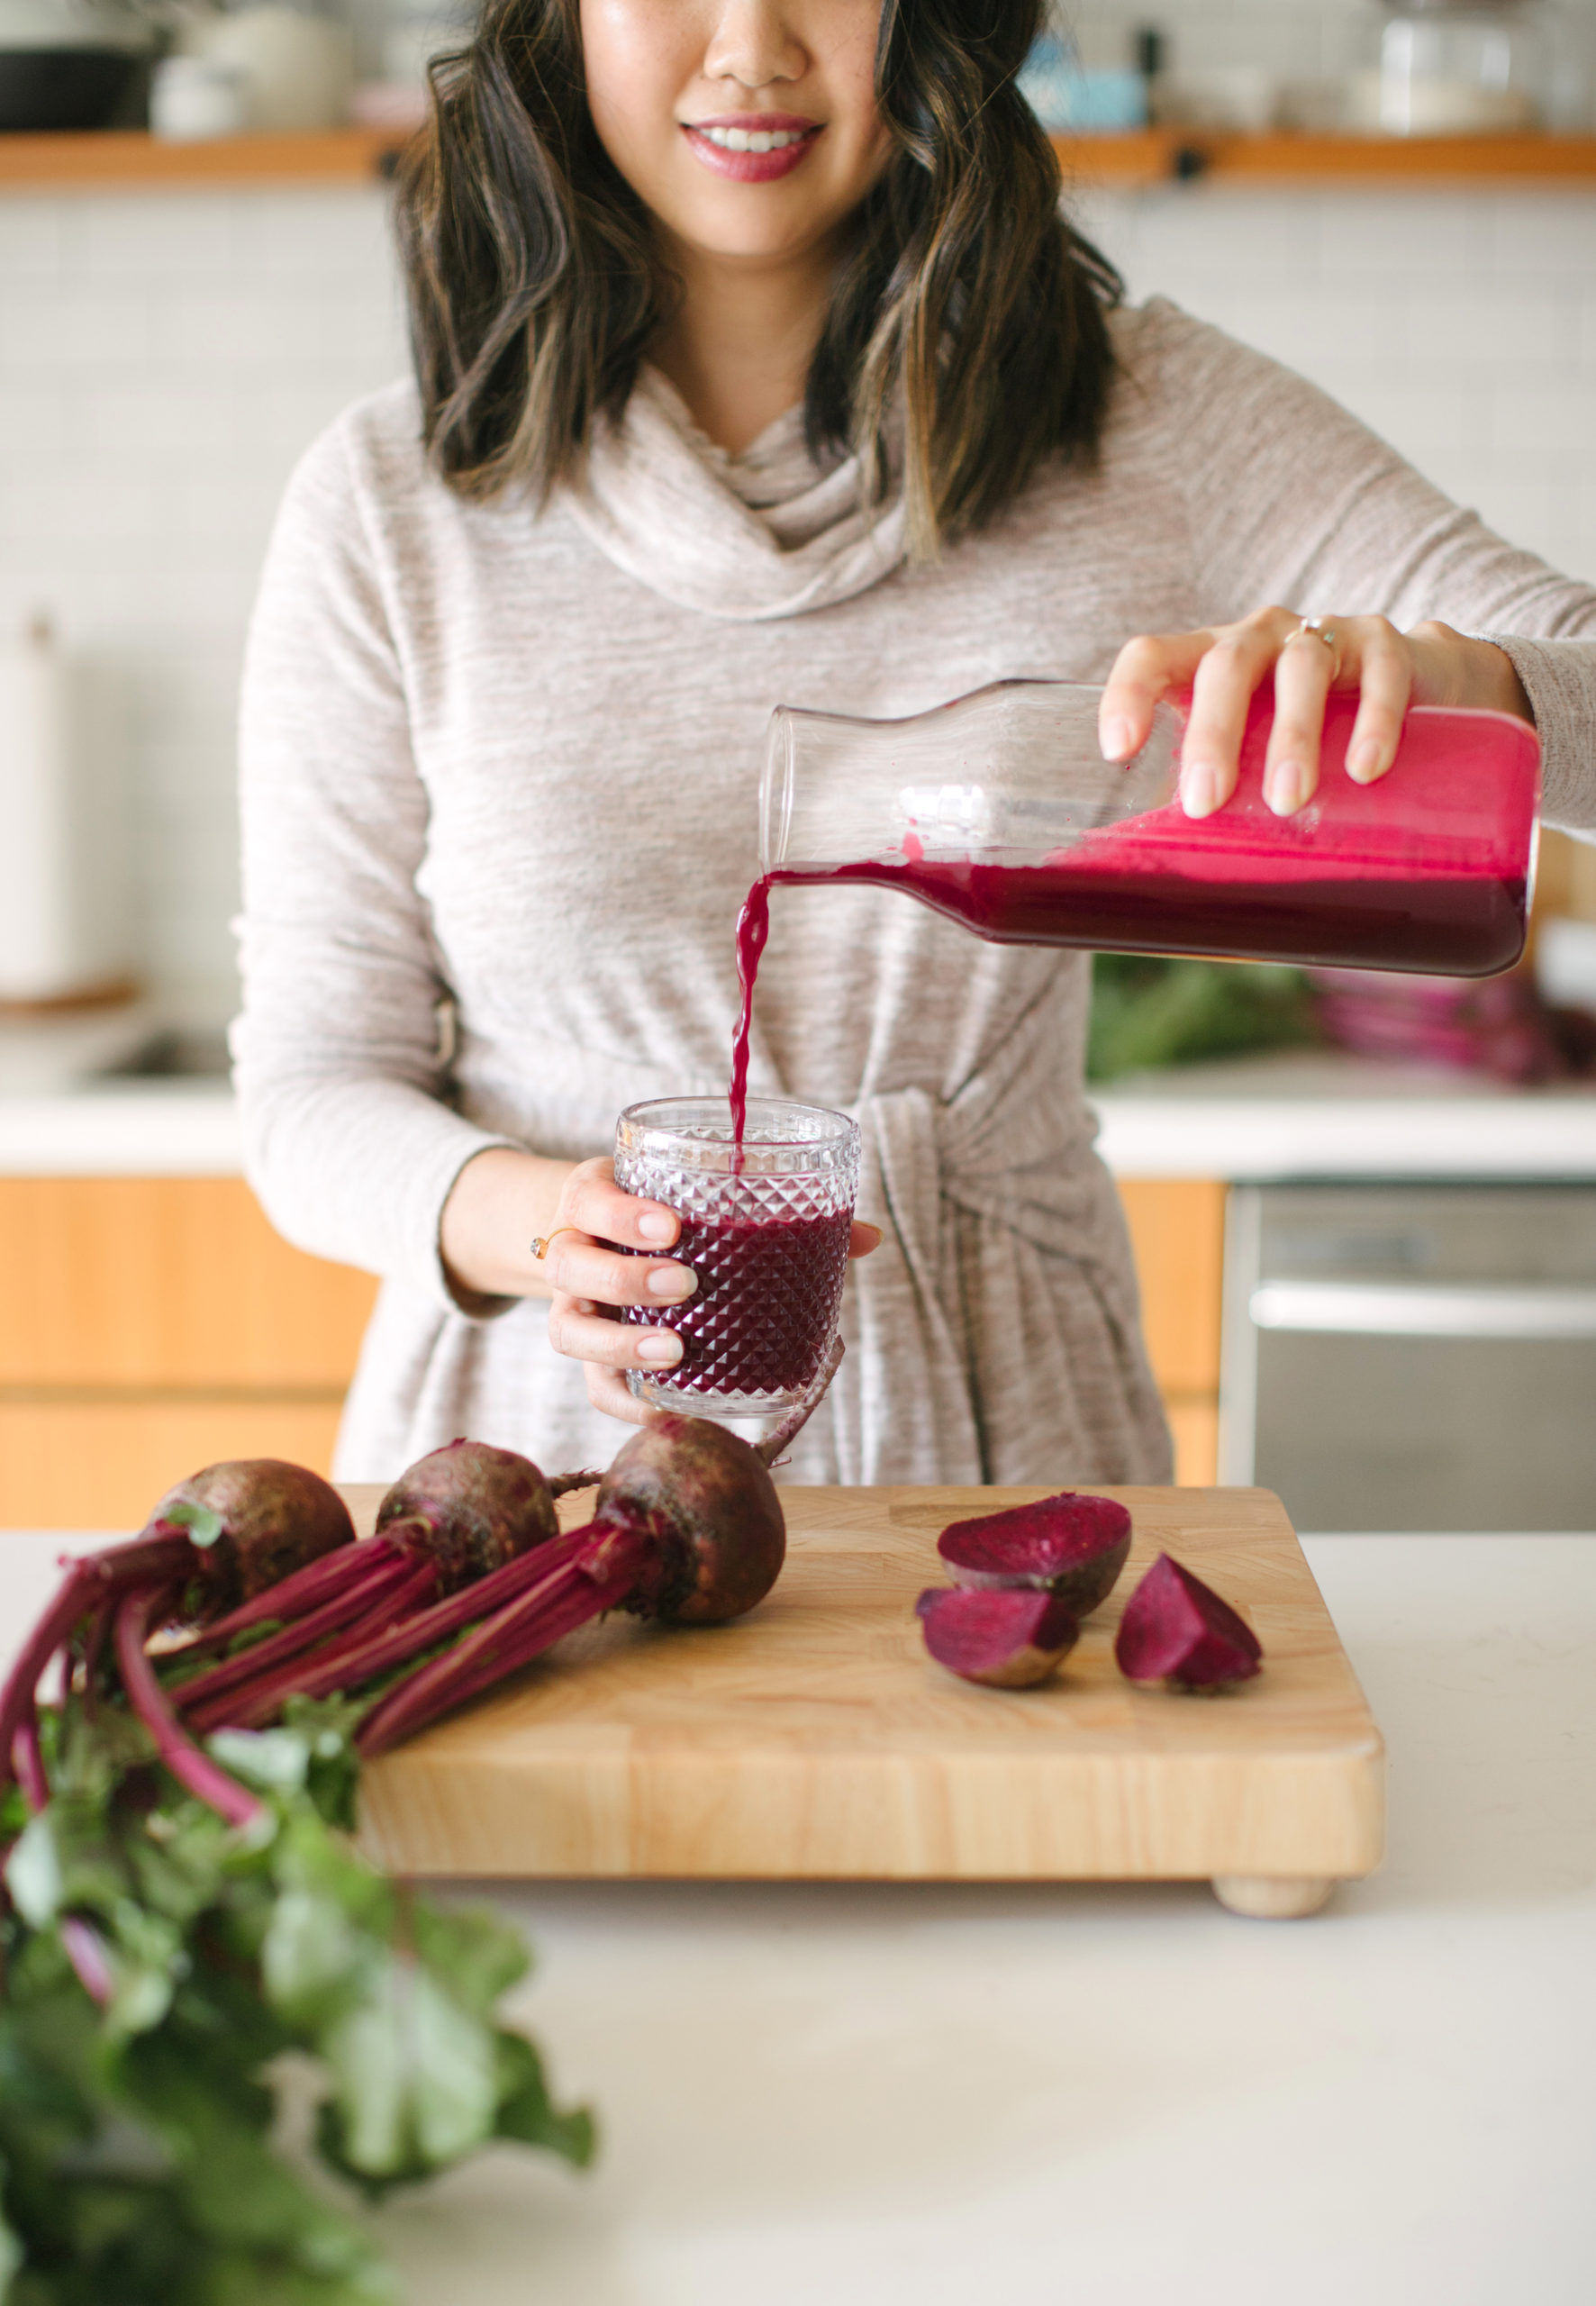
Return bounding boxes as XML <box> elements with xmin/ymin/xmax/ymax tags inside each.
<box><xmin>757</xmin><ymin>679</ymin><xmax>1540</xmax><ymax>977</ymax></box>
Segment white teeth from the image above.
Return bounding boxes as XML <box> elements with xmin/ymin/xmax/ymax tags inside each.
<box><xmin>698</xmin><ymin>123</ymin><xmax>806</xmax><ymax>152</ymax></box>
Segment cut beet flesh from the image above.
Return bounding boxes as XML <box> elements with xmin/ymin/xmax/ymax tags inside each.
<box><xmin>917</xmin><ymin>1585</ymin><xmax>1080</xmax><ymax>1689</ymax></box>
<box><xmin>936</xmin><ymin>1491</ymin><xmax>1132</xmax><ymax>1616</ymax></box>
<box><xmin>1113</xmin><ymin>1553</ymin><xmax>1263</xmax><ymax>1692</ymax></box>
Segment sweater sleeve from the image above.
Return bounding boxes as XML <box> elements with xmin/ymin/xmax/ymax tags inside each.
<box><xmin>232</xmin><ymin>406</ymin><xmax>518</xmax><ymax>1315</ymax></box>
<box><xmin>1134</xmin><ymin>299</ymin><xmax>1596</xmax><ymax>836</ymax></box>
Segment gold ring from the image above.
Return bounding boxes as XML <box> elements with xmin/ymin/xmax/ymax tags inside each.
<box><xmin>530</xmin><ymin>1227</ymin><xmax>579</xmax><ymax>1260</ymax></box>
<box><xmin>1288</xmin><ymin>616</ymin><xmax>1339</xmax><ymax>657</ymax></box>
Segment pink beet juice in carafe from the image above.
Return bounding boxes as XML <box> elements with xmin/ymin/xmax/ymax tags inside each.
<box><xmin>727</xmin><ymin>678</ymin><xmax>1539</xmax><ymax>1144</ymax></box>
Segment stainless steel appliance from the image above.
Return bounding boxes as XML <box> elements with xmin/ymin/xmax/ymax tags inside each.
<box><xmin>1220</xmin><ymin>1183</ymin><xmax>1596</xmax><ymax>1530</ymax></box>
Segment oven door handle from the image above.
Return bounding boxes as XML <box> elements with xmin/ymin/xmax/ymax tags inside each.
<box><xmin>1249</xmin><ymin>1279</ymin><xmax>1596</xmax><ymax>1340</ymax></box>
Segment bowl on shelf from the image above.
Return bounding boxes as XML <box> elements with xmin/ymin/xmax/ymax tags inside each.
<box><xmin>0</xmin><ymin>0</ymin><xmax>152</xmax><ymax>130</ymax></box>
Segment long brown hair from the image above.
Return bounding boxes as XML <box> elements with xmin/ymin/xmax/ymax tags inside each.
<box><xmin>397</xmin><ymin>0</ymin><xmax>1121</xmax><ymax>558</ymax></box>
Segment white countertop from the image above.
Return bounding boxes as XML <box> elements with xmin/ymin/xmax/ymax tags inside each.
<box><xmin>4</xmin><ymin>1036</ymin><xmax>1596</xmax><ymax>1180</ymax></box>
<box><xmin>3</xmin><ymin>1526</ymin><xmax>1592</xmax><ymax>2304</ymax></box>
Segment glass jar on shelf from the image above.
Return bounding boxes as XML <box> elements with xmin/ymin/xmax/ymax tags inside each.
<box><xmin>1350</xmin><ymin>0</ymin><xmax>1545</xmax><ymax>134</ymax></box>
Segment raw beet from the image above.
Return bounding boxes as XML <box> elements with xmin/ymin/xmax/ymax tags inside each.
<box><xmin>354</xmin><ymin>1415</ymin><xmax>788</xmax><ymax>1757</ymax></box>
<box><xmin>917</xmin><ymin>1586</ymin><xmax>1080</xmax><ymax>1689</ymax></box>
<box><xmin>0</xmin><ymin>1454</ymin><xmax>360</xmax><ymax>1828</ymax></box>
<box><xmin>168</xmin><ymin>1439</ymin><xmax>562</xmax><ymax>1735</ymax></box>
<box><xmin>151</xmin><ymin>1458</ymin><xmax>355</xmax><ymax>1621</ymax></box>
<box><xmin>1113</xmin><ymin>1553</ymin><xmax>1263</xmax><ymax>1693</ymax></box>
<box><xmin>936</xmin><ymin>1491</ymin><xmax>1132</xmax><ymax>1617</ymax></box>
<box><xmin>594</xmin><ymin>1414</ymin><xmax>785</xmax><ymax>1627</ymax></box>
<box><xmin>376</xmin><ymin>1439</ymin><xmax>560</xmax><ymax>1591</ymax></box>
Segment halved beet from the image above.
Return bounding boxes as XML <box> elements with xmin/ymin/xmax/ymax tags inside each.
<box><xmin>917</xmin><ymin>1586</ymin><xmax>1080</xmax><ymax>1690</ymax></box>
<box><xmin>1113</xmin><ymin>1553</ymin><xmax>1262</xmax><ymax>1693</ymax></box>
<box><xmin>936</xmin><ymin>1491</ymin><xmax>1132</xmax><ymax>1617</ymax></box>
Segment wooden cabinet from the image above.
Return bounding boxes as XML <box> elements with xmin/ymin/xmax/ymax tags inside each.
<box><xmin>0</xmin><ymin>1178</ymin><xmax>377</xmax><ymax>1529</ymax></box>
<box><xmin>1116</xmin><ymin>1178</ymin><xmax>1227</xmax><ymax>1487</ymax></box>
<box><xmin>0</xmin><ymin>1175</ymin><xmax>1227</xmax><ymax>1526</ymax></box>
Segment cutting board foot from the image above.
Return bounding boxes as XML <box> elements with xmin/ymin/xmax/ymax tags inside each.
<box><xmin>1211</xmin><ymin>1875</ymin><xmax>1336</xmax><ymax>1920</ymax></box>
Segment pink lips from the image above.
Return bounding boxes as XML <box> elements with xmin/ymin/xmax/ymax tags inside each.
<box><xmin>683</xmin><ymin>113</ymin><xmax>821</xmax><ymax>184</ymax></box>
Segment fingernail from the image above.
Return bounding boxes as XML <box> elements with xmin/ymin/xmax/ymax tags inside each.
<box><xmin>638</xmin><ymin>1212</ymin><xmax>676</xmax><ymax>1243</ymax></box>
<box><xmin>1266</xmin><ymin>760</ymin><xmax>1309</xmax><ymax>816</ymax></box>
<box><xmin>1101</xmin><ymin>715</ymin><xmax>1135</xmax><ymax>762</ymax></box>
<box><xmin>1182</xmin><ymin>760</ymin><xmax>1220</xmax><ymax>819</ymax></box>
<box><xmin>1348</xmin><ymin>740</ymin><xmax>1385</xmax><ymax>784</ymax></box>
<box><xmin>647</xmin><ymin>1264</ymin><xmax>696</xmax><ymax>1302</ymax></box>
<box><xmin>637</xmin><ymin>1330</ymin><xmax>683</xmax><ymax>1365</ymax></box>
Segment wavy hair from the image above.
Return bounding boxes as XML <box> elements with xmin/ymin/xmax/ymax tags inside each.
<box><xmin>396</xmin><ymin>0</ymin><xmax>1121</xmax><ymax>558</ymax></box>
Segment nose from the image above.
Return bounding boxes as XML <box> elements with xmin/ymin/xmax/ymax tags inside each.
<box><xmin>703</xmin><ymin>0</ymin><xmax>806</xmax><ymax>92</ymax></box>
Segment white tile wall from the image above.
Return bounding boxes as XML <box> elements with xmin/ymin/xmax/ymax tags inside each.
<box><xmin>0</xmin><ymin>187</ymin><xmax>406</xmax><ymax>1009</ymax></box>
<box><xmin>1</xmin><ymin>163</ymin><xmax>1592</xmax><ymax>1006</ymax></box>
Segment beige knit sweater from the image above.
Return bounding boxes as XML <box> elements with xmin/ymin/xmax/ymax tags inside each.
<box><xmin>234</xmin><ymin>298</ymin><xmax>1596</xmax><ymax>1487</ymax></box>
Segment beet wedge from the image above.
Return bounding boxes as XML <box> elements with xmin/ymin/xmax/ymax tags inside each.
<box><xmin>1114</xmin><ymin>1552</ymin><xmax>1263</xmax><ymax>1693</ymax></box>
<box><xmin>917</xmin><ymin>1586</ymin><xmax>1080</xmax><ymax>1689</ymax></box>
<box><xmin>936</xmin><ymin>1490</ymin><xmax>1132</xmax><ymax>1617</ymax></box>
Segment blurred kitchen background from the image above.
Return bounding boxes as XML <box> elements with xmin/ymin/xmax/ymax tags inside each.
<box><xmin>3</xmin><ymin>0</ymin><xmax>1596</xmax><ymax>1531</ymax></box>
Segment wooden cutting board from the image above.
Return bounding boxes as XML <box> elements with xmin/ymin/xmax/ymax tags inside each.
<box><xmin>349</xmin><ymin>1484</ymin><xmax>1384</xmax><ymax>1918</ymax></box>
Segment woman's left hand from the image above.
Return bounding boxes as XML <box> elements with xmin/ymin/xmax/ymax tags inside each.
<box><xmin>1097</xmin><ymin>608</ymin><xmax>1535</xmax><ymax>820</ymax></box>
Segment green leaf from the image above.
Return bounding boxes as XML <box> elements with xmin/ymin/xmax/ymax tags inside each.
<box><xmin>208</xmin><ymin>1730</ymin><xmax>311</xmax><ymax>1798</ymax></box>
<box><xmin>159</xmin><ymin>1503</ymin><xmax>224</xmax><ymax>1550</ymax></box>
<box><xmin>0</xmin><ymin>2161</ymin><xmax>23</xmax><ymax>2305</ymax></box>
<box><xmin>408</xmin><ymin>1899</ymin><xmax>528</xmax><ymax>2020</ymax></box>
<box><xmin>5</xmin><ymin>1819</ymin><xmax>64</xmax><ymax>1930</ymax></box>
<box><xmin>492</xmin><ymin>2030</ymin><xmax>596</xmax><ymax>2168</ymax></box>
<box><xmin>320</xmin><ymin>1954</ymin><xmax>498</xmax><ymax>2182</ymax></box>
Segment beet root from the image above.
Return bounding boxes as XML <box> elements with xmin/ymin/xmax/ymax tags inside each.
<box><xmin>595</xmin><ymin>1414</ymin><xmax>785</xmax><ymax>1627</ymax></box>
<box><xmin>1113</xmin><ymin>1553</ymin><xmax>1263</xmax><ymax>1693</ymax></box>
<box><xmin>917</xmin><ymin>1587</ymin><xmax>1080</xmax><ymax>1689</ymax></box>
<box><xmin>376</xmin><ymin>1439</ymin><xmax>559</xmax><ymax>1591</ymax></box>
<box><xmin>936</xmin><ymin>1491</ymin><xmax>1132</xmax><ymax>1618</ymax></box>
<box><xmin>151</xmin><ymin>1458</ymin><xmax>355</xmax><ymax>1622</ymax></box>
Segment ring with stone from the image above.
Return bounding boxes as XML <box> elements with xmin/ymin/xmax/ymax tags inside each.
<box><xmin>530</xmin><ymin>1226</ymin><xmax>579</xmax><ymax>1260</ymax></box>
<box><xmin>1288</xmin><ymin>616</ymin><xmax>1339</xmax><ymax>658</ymax></box>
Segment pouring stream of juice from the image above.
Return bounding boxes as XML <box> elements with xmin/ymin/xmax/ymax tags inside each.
<box><xmin>729</xmin><ymin>692</ymin><xmax>1540</xmax><ymax>1146</ymax></box>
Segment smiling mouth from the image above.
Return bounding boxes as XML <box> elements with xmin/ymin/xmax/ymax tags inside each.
<box><xmin>681</xmin><ymin>117</ymin><xmax>822</xmax><ymax>180</ymax></box>
<box><xmin>695</xmin><ymin>123</ymin><xmax>812</xmax><ymax>152</ymax></box>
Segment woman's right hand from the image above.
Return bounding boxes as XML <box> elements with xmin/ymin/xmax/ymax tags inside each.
<box><xmin>440</xmin><ymin>1147</ymin><xmax>696</xmax><ymax>1426</ymax></box>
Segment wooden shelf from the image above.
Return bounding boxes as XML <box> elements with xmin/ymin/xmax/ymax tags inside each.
<box><xmin>1</xmin><ymin>122</ymin><xmax>1592</xmax><ymax>195</ymax></box>
<box><xmin>0</xmin><ymin>124</ymin><xmax>410</xmax><ymax>191</ymax></box>
<box><xmin>1053</xmin><ymin>127</ymin><xmax>1596</xmax><ymax>187</ymax></box>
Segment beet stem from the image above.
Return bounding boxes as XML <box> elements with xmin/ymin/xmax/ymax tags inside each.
<box><xmin>11</xmin><ymin>1711</ymin><xmax>49</xmax><ymax>1812</ymax></box>
<box><xmin>60</xmin><ymin>1917</ymin><xmax>115</xmax><ymax>2008</ymax></box>
<box><xmin>756</xmin><ymin>1335</ymin><xmax>845</xmax><ymax>1467</ymax></box>
<box><xmin>549</xmin><ymin>1471</ymin><xmax>603</xmax><ymax>1499</ymax></box>
<box><xmin>356</xmin><ymin>1526</ymin><xmax>643</xmax><ymax>1759</ymax></box>
<box><xmin>0</xmin><ymin>1536</ymin><xmax>194</xmax><ymax>1802</ymax></box>
<box><xmin>113</xmin><ymin>1590</ymin><xmax>262</xmax><ymax>1830</ymax></box>
<box><xmin>189</xmin><ymin>1530</ymin><xmax>591</xmax><ymax>1734</ymax></box>
<box><xmin>169</xmin><ymin>1530</ymin><xmax>378</xmax><ymax>1658</ymax></box>
<box><xmin>170</xmin><ymin>1544</ymin><xmax>427</xmax><ymax>1717</ymax></box>
<box><xmin>183</xmin><ymin>1553</ymin><xmax>443</xmax><ymax>1735</ymax></box>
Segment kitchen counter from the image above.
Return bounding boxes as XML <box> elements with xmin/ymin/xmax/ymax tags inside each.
<box><xmin>3</xmin><ymin>1021</ymin><xmax>1596</xmax><ymax>1179</ymax></box>
<box><xmin>1</xmin><ymin>1527</ymin><xmax>1591</xmax><ymax>2303</ymax></box>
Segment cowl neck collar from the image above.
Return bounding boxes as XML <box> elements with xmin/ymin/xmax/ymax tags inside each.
<box><xmin>562</xmin><ymin>364</ymin><xmax>907</xmax><ymax>622</ymax></box>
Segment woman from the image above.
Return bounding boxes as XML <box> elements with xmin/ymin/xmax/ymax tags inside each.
<box><xmin>234</xmin><ymin>0</ymin><xmax>1596</xmax><ymax>1487</ymax></box>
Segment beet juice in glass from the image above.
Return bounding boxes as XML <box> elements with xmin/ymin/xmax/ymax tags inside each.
<box><xmin>614</xmin><ymin>1096</ymin><xmax>859</xmax><ymax>1421</ymax></box>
